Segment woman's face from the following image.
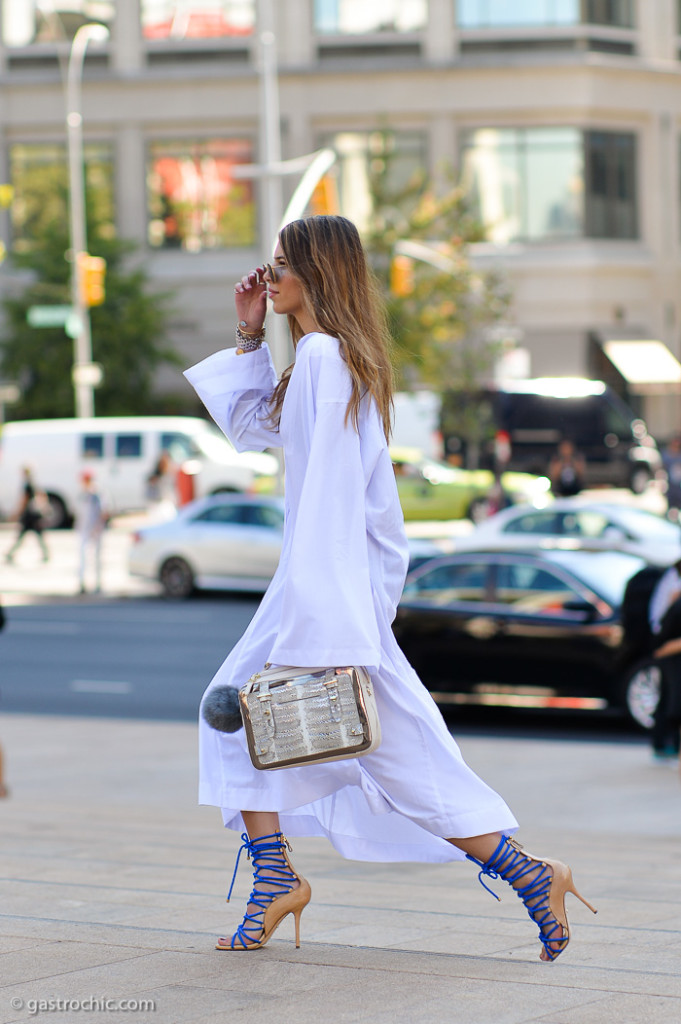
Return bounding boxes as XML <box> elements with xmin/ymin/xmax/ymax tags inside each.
<box><xmin>265</xmin><ymin>242</ymin><xmax>307</xmax><ymax>322</ymax></box>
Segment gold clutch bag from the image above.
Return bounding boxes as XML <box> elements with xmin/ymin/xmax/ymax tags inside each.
<box><xmin>239</xmin><ymin>665</ymin><xmax>381</xmax><ymax>771</ymax></box>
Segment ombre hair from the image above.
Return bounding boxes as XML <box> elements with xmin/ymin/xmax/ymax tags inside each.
<box><xmin>268</xmin><ymin>215</ymin><xmax>394</xmax><ymax>440</ymax></box>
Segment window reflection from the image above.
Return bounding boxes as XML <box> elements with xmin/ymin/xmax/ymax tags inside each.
<box><xmin>457</xmin><ymin>0</ymin><xmax>634</xmax><ymax>28</ymax></box>
<box><xmin>141</xmin><ymin>0</ymin><xmax>255</xmax><ymax>40</ymax></box>
<box><xmin>461</xmin><ymin>127</ymin><xmax>637</xmax><ymax>242</ymax></box>
<box><xmin>318</xmin><ymin>131</ymin><xmax>426</xmax><ymax>231</ymax></box>
<box><xmin>10</xmin><ymin>143</ymin><xmax>115</xmax><ymax>253</ymax></box>
<box><xmin>315</xmin><ymin>0</ymin><xmax>426</xmax><ymax>34</ymax></box>
<box><xmin>147</xmin><ymin>139</ymin><xmax>256</xmax><ymax>251</ymax></box>
<box><xmin>3</xmin><ymin>1</ymin><xmax>114</xmax><ymax>46</ymax></box>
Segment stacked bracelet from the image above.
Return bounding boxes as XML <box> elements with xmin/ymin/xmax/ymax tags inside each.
<box><xmin>235</xmin><ymin>321</ymin><xmax>266</xmax><ymax>354</ymax></box>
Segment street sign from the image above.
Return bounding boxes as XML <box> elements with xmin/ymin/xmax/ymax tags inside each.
<box><xmin>27</xmin><ymin>304</ymin><xmax>73</xmax><ymax>328</ymax></box>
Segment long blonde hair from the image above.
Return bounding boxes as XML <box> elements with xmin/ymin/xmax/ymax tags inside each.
<box><xmin>268</xmin><ymin>215</ymin><xmax>394</xmax><ymax>440</ymax></box>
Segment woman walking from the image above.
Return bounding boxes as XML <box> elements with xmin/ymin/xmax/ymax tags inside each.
<box><xmin>184</xmin><ymin>215</ymin><xmax>595</xmax><ymax>961</ymax></box>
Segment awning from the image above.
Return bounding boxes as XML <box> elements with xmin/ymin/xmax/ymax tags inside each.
<box><xmin>602</xmin><ymin>339</ymin><xmax>681</xmax><ymax>395</ymax></box>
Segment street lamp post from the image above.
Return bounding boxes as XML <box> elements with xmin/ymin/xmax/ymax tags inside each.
<box><xmin>66</xmin><ymin>23</ymin><xmax>109</xmax><ymax>419</ymax></box>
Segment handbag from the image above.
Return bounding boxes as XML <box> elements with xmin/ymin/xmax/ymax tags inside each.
<box><xmin>239</xmin><ymin>665</ymin><xmax>381</xmax><ymax>771</ymax></box>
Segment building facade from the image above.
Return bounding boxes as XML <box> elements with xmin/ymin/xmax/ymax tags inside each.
<box><xmin>1</xmin><ymin>0</ymin><xmax>681</xmax><ymax>434</ymax></box>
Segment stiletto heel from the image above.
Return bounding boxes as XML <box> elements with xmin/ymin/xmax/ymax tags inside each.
<box><xmin>467</xmin><ymin>836</ymin><xmax>597</xmax><ymax>962</ymax></box>
<box><xmin>216</xmin><ymin>831</ymin><xmax>311</xmax><ymax>951</ymax></box>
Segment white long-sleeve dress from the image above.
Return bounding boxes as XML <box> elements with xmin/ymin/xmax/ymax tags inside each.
<box><xmin>184</xmin><ymin>333</ymin><xmax>517</xmax><ymax>863</ymax></box>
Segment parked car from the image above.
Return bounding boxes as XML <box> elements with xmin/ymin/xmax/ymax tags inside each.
<box><xmin>391</xmin><ymin>447</ymin><xmax>550</xmax><ymax>522</ymax></box>
<box><xmin>129</xmin><ymin>493</ymin><xmax>439</xmax><ymax>598</ymax></box>
<box><xmin>458</xmin><ymin>500</ymin><xmax>681</xmax><ymax>566</ymax></box>
<box><xmin>393</xmin><ymin>548</ymin><xmax>658</xmax><ymax>727</ymax></box>
<box><xmin>0</xmin><ymin>416</ymin><xmax>278</xmax><ymax>527</ymax></box>
<box><xmin>440</xmin><ymin>378</ymin><xmax>663</xmax><ymax>493</ymax></box>
<box><xmin>129</xmin><ymin>494</ymin><xmax>286</xmax><ymax>598</ymax></box>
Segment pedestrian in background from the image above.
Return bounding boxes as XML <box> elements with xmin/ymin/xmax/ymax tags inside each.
<box><xmin>549</xmin><ymin>438</ymin><xmax>586</xmax><ymax>497</ymax></box>
<box><xmin>4</xmin><ymin>466</ymin><xmax>49</xmax><ymax>564</ymax></box>
<box><xmin>649</xmin><ymin>558</ymin><xmax>681</xmax><ymax>760</ymax></box>
<box><xmin>185</xmin><ymin>214</ymin><xmax>596</xmax><ymax>961</ymax></box>
<box><xmin>662</xmin><ymin>434</ymin><xmax>681</xmax><ymax>520</ymax></box>
<box><xmin>76</xmin><ymin>471</ymin><xmax>107</xmax><ymax>594</ymax></box>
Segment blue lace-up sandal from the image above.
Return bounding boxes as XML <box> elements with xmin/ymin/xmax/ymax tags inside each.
<box><xmin>467</xmin><ymin>836</ymin><xmax>597</xmax><ymax>961</ymax></box>
<box><xmin>216</xmin><ymin>831</ymin><xmax>311</xmax><ymax>951</ymax></box>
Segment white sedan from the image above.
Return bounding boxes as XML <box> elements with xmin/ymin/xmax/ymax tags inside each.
<box><xmin>129</xmin><ymin>494</ymin><xmax>286</xmax><ymax>598</ymax></box>
<box><xmin>458</xmin><ymin>499</ymin><xmax>681</xmax><ymax>566</ymax></box>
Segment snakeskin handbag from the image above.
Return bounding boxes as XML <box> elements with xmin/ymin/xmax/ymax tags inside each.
<box><xmin>239</xmin><ymin>665</ymin><xmax>381</xmax><ymax>771</ymax></box>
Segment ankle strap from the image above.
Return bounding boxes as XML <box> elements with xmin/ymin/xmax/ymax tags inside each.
<box><xmin>226</xmin><ymin>831</ymin><xmax>290</xmax><ymax>902</ymax></box>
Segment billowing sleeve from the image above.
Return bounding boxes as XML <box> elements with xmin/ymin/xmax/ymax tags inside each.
<box><xmin>183</xmin><ymin>345</ymin><xmax>280</xmax><ymax>452</ymax></box>
<box><xmin>268</xmin><ymin>343</ymin><xmax>382</xmax><ymax>672</ymax></box>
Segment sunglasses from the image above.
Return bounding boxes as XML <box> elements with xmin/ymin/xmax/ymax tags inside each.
<box><xmin>261</xmin><ymin>262</ymin><xmax>287</xmax><ymax>284</ymax></box>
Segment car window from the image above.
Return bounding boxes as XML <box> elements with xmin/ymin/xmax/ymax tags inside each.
<box><xmin>115</xmin><ymin>434</ymin><xmax>142</xmax><ymax>458</ymax></box>
<box><xmin>161</xmin><ymin>431</ymin><xmax>200</xmax><ymax>462</ymax></box>
<box><xmin>494</xmin><ymin>563</ymin><xmax>583</xmax><ymax>615</ymax></box>
<box><xmin>503</xmin><ymin>511</ymin><xmax>561</xmax><ymax>535</ymax></box>
<box><xmin>194</xmin><ymin>505</ymin><xmax>249</xmax><ymax>525</ymax></box>
<box><xmin>82</xmin><ymin>434</ymin><xmax>104</xmax><ymax>459</ymax></box>
<box><xmin>246</xmin><ymin>504</ymin><xmax>285</xmax><ymax>529</ymax></box>
<box><xmin>404</xmin><ymin>562</ymin><xmax>489</xmax><ymax>605</ymax></box>
<box><xmin>567</xmin><ymin>511</ymin><xmax>612</xmax><ymax>538</ymax></box>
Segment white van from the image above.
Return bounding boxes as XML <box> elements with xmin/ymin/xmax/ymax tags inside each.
<box><xmin>0</xmin><ymin>416</ymin><xmax>278</xmax><ymax>527</ymax></box>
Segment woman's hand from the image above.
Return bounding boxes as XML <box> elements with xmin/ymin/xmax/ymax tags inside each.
<box><xmin>234</xmin><ymin>266</ymin><xmax>267</xmax><ymax>333</ymax></box>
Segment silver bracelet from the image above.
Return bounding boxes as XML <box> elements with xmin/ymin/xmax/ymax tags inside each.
<box><xmin>235</xmin><ymin>322</ymin><xmax>266</xmax><ymax>353</ymax></box>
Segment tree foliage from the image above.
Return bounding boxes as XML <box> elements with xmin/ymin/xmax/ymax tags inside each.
<box><xmin>363</xmin><ymin>153</ymin><xmax>512</xmax><ymax>457</ymax></box>
<box><xmin>0</xmin><ymin>193</ymin><xmax>180</xmax><ymax>420</ymax></box>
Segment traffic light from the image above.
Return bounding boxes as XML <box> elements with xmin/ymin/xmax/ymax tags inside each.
<box><xmin>390</xmin><ymin>255</ymin><xmax>414</xmax><ymax>296</ymax></box>
<box><xmin>310</xmin><ymin>174</ymin><xmax>339</xmax><ymax>216</ymax></box>
<box><xmin>77</xmin><ymin>253</ymin><xmax>106</xmax><ymax>307</ymax></box>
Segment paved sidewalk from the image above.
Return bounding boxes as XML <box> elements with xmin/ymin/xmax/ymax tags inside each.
<box><xmin>1</xmin><ymin>712</ymin><xmax>680</xmax><ymax>1024</ymax></box>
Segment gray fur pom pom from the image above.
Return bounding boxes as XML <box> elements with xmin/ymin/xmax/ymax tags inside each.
<box><xmin>201</xmin><ymin>685</ymin><xmax>243</xmax><ymax>732</ymax></box>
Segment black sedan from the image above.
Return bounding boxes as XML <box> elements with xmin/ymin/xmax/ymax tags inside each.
<box><xmin>393</xmin><ymin>548</ymin><xmax>659</xmax><ymax>728</ymax></box>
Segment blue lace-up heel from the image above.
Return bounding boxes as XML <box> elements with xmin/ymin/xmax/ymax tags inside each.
<box><xmin>216</xmin><ymin>831</ymin><xmax>311</xmax><ymax>951</ymax></box>
<box><xmin>467</xmin><ymin>836</ymin><xmax>597</xmax><ymax>961</ymax></box>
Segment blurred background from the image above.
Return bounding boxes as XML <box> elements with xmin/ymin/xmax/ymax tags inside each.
<box><xmin>3</xmin><ymin>0</ymin><xmax>681</xmax><ymax>757</ymax></box>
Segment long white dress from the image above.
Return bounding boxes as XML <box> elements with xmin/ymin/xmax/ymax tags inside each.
<box><xmin>184</xmin><ymin>333</ymin><xmax>518</xmax><ymax>863</ymax></box>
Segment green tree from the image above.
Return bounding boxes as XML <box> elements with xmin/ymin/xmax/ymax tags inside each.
<box><xmin>1</xmin><ymin>206</ymin><xmax>181</xmax><ymax>420</ymax></box>
<box><xmin>364</xmin><ymin>153</ymin><xmax>512</xmax><ymax>463</ymax></box>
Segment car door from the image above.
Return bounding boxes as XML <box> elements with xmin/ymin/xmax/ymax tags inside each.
<box><xmin>395</xmin><ymin>559</ymin><xmax>498</xmax><ymax>685</ymax></box>
<box><xmin>485</xmin><ymin>558</ymin><xmax>614</xmax><ymax>693</ymax></box>
<box><xmin>186</xmin><ymin>502</ymin><xmax>282</xmax><ymax>579</ymax></box>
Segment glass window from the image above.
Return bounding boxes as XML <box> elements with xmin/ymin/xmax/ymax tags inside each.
<box><xmin>116</xmin><ymin>434</ymin><xmax>142</xmax><ymax>458</ymax></box>
<box><xmin>247</xmin><ymin>504</ymin><xmax>285</xmax><ymax>529</ymax></box>
<box><xmin>503</xmin><ymin>511</ymin><xmax>563</xmax><ymax>535</ymax></box>
<box><xmin>160</xmin><ymin>432</ymin><xmax>200</xmax><ymax>461</ymax></box>
<box><xmin>404</xmin><ymin>561</ymin><xmax>489</xmax><ymax>604</ymax></box>
<box><xmin>9</xmin><ymin>143</ymin><xmax>115</xmax><ymax>255</ymax></box>
<box><xmin>3</xmin><ymin>1</ymin><xmax>114</xmax><ymax>46</ymax></box>
<box><xmin>462</xmin><ymin>127</ymin><xmax>637</xmax><ymax>242</ymax></box>
<box><xmin>495</xmin><ymin>563</ymin><xmax>582</xmax><ymax>614</ymax></box>
<box><xmin>318</xmin><ymin>130</ymin><xmax>426</xmax><ymax>231</ymax></box>
<box><xmin>82</xmin><ymin>435</ymin><xmax>104</xmax><ymax>459</ymax></box>
<box><xmin>315</xmin><ymin>0</ymin><xmax>426</xmax><ymax>34</ymax></box>
<box><xmin>195</xmin><ymin>504</ymin><xmax>246</xmax><ymax>523</ymax></box>
<box><xmin>147</xmin><ymin>139</ymin><xmax>255</xmax><ymax>251</ymax></box>
<box><xmin>457</xmin><ymin>0</ymin><xmax>633</xmax><ymax>28</ymax></box>
<box><xmin>584</xmin><ymin>131</ymin><xmax>637</xmax><ymax>239</ymax></box>
<box><xmin>141</xmin><ymin>0</ymin><xmax>255</xmax><ymax>40</ymax></box>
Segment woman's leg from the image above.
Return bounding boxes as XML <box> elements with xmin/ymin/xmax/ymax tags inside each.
<box><xmin>446</xmin><ymin>832</ymin><xmax>595</xmax><ymax>962</ymax></box>
<box><xmin>216</xmin><ymin>810</ymin><xmax>309</xmax><ymax>950</ymax></box>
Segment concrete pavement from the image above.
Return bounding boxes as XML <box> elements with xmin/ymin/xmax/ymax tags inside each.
<box><xmin>2</xmin><ymin>514</ymin><xmax>681</xmax><ymax>1023</ymax></box>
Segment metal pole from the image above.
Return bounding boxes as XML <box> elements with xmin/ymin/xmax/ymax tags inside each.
<box><xmin>256</xmin><ymin>0</ymin><xmax>288</xmax><ymax>373</ymax></box>
<box><xmin>66</xmin><ymin>24</ymin><xmax>108</xmax><ymax>419</ymax></box>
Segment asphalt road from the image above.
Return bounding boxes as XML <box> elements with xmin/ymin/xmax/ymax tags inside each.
<box><xmin>0</xmin><ymin>595</ymin><xmax>260</xmax><ymax>721</ymax></box>
<box><xmin>0</xmin><ymin>594</ymin><xmax>645</xmax><ymax>743</ymax></box>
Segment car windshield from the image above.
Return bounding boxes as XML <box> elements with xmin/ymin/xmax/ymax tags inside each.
<box><xmin>542</xmin><ymin>550</ymin><xmax>647</xmax><ymax>604</ymax></box>
<box><xmin>608</xmin><ymin>506</ymin><xmax>681</xmax><ymax>541</ymax></box>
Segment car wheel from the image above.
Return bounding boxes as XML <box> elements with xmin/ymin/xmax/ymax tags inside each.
<box><xmin>629</xmin><ymin>464</ymin><xmax>652</xmax><ymax>494</ymax></box>
<box><xmin>160</xmin><ymin>557</ymin><xmax>195</xmax><ymax>599</ymax></box>
<box><xmin>467</xmin><ymin>496</ymin><xmax>491</xmax><ymax>524</ymax></box>
<box><xmin>43</xmin><ymin>493</ymin><xmax>69</xmax><ymax>529</ymax></box>
<box><xmin>621</xmin><ymin>657</ymin><xmax>662</xmax><ymax>729</ymax></box>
